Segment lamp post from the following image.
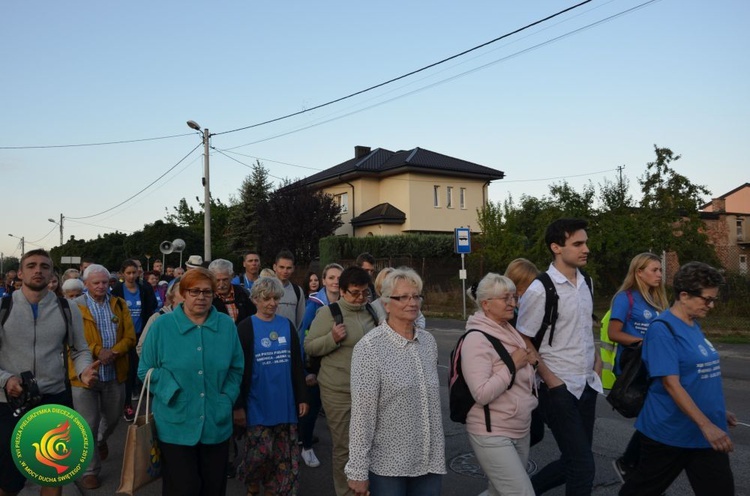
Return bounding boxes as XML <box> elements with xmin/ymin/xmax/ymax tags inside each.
<box><xmin>187</xmin><ymin>120</ymin><xmax>212</xmax><ymax>262</ymax></box>
<box><xmin>48</xmin><ymin>214</ymin><xmax>64</xmax><ymax>246</ymax></box>
<box><xmin>8</xmin><ymin>234</ymin><xmax>24</xmax><ymax>255</ymax></box>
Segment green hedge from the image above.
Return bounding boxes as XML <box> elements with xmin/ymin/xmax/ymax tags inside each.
<box><xmin>319</xmin><ymin>234</ymin><xmax>455</xmax><ymax>265</ymax></box>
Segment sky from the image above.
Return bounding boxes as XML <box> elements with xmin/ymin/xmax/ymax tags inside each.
<box><xmin>1</xmin><ymin>0</ymin><xmax>748</xmax><ymax>262</ymax></box>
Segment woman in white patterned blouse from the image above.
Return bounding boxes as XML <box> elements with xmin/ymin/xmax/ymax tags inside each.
<box><xmin>345</xmin><ymin>268</ymin><xmax>446</xmax><ymax>496</ymax></box>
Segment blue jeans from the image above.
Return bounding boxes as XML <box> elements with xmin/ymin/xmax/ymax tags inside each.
<box><xmin>368</xmin><ymin>472</ymin><xmax>442</xmax><ymax>496</ymax></box>
<box><xmin>531</xmin><ymin>383</ymin><xmax>597</xmax><ymax>496</ymax></box>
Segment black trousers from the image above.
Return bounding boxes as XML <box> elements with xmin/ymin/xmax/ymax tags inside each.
<box><xmin>620</xmin><ymin>433</ymin><xmax>734</xmax><ymax>496</ymax></box>
<box><xmin>160</xmin><ymin>438</ymin><xmax>230</xmax><ymax>496</ymax></box>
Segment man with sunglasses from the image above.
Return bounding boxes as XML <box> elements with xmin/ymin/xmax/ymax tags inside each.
<box><xmin>305</xmin><ymin>266</ymin><xmax>379</xmax><ymax>496</ymax></box>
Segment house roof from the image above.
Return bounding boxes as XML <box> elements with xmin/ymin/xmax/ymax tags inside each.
<box><xmin>297</xmin><ymin>147</ymin><xmax>505</xmax><ymax>188</ymax></box>
<box><xmin>351</xmin><ymin>203</ymin><xmax>406</xmax><ymax>227</ymax></box>
<box><xmin>700</xmin><ymin>182</ymin><xmax>750</xmax><ymax>210</ymax></box>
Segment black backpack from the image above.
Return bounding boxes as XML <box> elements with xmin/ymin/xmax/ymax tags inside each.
<box><xmin>449</xmin><ymin>329</ymin><xmax>516</xmax><ymax>432</ymax></box>
<box><xmin>530</xmin><ymin>270</ymin><xmax>593</xmax><ymax>350</ymax></box>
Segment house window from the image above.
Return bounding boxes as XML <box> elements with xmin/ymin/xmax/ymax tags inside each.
<box><xmin>447</xmin><ymin>187</ymin><xmax>453</xmax><ymax>208</ymax></box>
<box><xmin>737</xmin><ymin>219</ymin><xmax>744</xmax><ymax>241</ymax></box>
<box><xmin>335</xmin><ymin>193</ymin><xmax>348</xmax><ymax>213</ymax></box>
<box><xmin>740</xmin><ymin>255</ymin><xmax>748</xmax><ymax>275</ymax></box>
<box><xmin>433</xmin><ymin>186</ymin><xmax>440</xmax><ymax>207</ymax></box>
<box><xmin>460</xmin><ymin>188</ymin><xmax>466</xmax><ymax>209</ymax></box>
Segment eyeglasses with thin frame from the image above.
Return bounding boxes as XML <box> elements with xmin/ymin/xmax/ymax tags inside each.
<box><xmin>346</xmin><ymin>289</ymin><xmax>371</xmax><ymax>298</ymax></box>
<box><xmin>690</xmin><ymin>292</ymin><xmax>719</xmax><ymax>306</ymax></box>
<box><xmin>487</xmin><ymin>294</ymin><xmax>519</xmax><ymax>305</ymax></box>
<box><xmin>186</xmin><ymin>288</ymin><xmax>214</xmax><ymax>298</ymax></box>
<box><xmin>389</xmin><ymin>294</ymin><xmax>424</xmax><ymax>303</ymax></box>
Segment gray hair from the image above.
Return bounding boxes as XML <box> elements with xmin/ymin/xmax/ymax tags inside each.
<box><xmin>61</xmin><ymin>278</ymin><xmax>84</xmax><ymax>292</ymax></box>
<box><xmin>380</xmin><ymin>267</ymin><xmax>423</xmax><ymax>303</ymax></box>
<box><xmin>468</xmin><ymin>273</ymin><xmax>516</xmax><ymax>308</ymax></box>
<box><xmin>250</xmin><ymin>276</ymin><xmax>284</xmax><ymax>301</ymax></box>
<box><xmin>82</xmin><ymin>264</ymin><xmax>110</xmax><ymax>281</ymax></box>
<box><xmin>208</xmin><ymin>258</ymin><xmax>234</xmax><ymax>276</ymax></box>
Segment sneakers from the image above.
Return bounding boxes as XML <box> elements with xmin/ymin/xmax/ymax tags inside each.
<box><xmin>612</xmin><ymin>457</ymin><xmax>633</xmax><ymax>483</ymax></box>
<box><xmin>301</xmin><ymin>448</ymin><xmax>320</xmax><ymax>468</ymax></box>
<box><xmin>123</xmin><ymin>405</ymin><xmax>135</xmax><ymax>422</ymax></box>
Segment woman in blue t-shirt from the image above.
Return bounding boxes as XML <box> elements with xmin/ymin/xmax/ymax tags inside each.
<box><xmin>620</xmin><ymin>262</ymin><xmax>737</xmax><ymax>496</ymax></box>
<box><xmin>234</xmin><ymin>277</ymin><xmax>309</xmax><ymax>496</ymax></box>
<box><xmin>608</xmin><ymin>253</ymin><xmax>669</xmax><ymax>481</ymax></box>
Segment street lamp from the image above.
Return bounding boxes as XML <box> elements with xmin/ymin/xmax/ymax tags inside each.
<box><xmin>8</xmin><ymin>234</ymin><xmax>24</xmax><ymax>255</ymax></box>
<box><xmin>48</xmin><ymin>214</ymin><xmax>64</xmax><ymax>246</ymax></box>
<box><xmin>187</xmin><ymin>120</ymin><xmax>212</xmax><ymax>262</ymax></box>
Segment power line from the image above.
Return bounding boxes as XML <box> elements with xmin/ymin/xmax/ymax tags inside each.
<box><xmin>213</xmin><ymin>0</ymin><xmax>593</xmax><ymax>136</ymax></box>
<box><xmin>66</xmin><ymin>219</ymin><xmax>134</xmax><ymax>234</ymax></box>
<box><xmin>501</xmin><ymin>168</ymin><xmax>615</xmax><ymax>183</ymax></box>
<box><xmin>216</xmin><ymin>149</ymin><xmax>323</xmax><ymax>172</ymax></box>
<box><xmin>212</xmin><ymin>149</ymin><xmax>287</xmax><ymax>182</ymax></box>
<box><xmin>0</xmin><ymin>133</ymin><xmax>194</xmax><ymax>150</ymax></box>
<box><xmin>26</xmin><ymin>225</ymin><xmax>58</xmax><ymax>244</ymax></box>
<box><xmin>67</xmin><ymin>143</ymin><xmax>201</xmax><ymax>220</ymax></box>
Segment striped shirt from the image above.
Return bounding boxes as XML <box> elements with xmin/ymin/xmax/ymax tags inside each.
<box><xmin>85</xmin><ymin>293</ymin><xmax>118</xmax><ymax>382</ymax></box>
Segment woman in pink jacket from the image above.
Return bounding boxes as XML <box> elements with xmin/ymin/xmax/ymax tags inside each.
<box><xmin>463</xmin><ymin>273</ymin><xmax>539</xmax><ymax>496</ymax></box>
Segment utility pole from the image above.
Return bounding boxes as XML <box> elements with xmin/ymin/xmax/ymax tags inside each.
<box><xmin>187</xmin><ymin>120</ymin><xmax>212</xmax><ymax>262</ymax></box>
<box><xmin>616</xmin><ymin>164</ymin><xmax>626</xmax><ymax>206</ymax></box>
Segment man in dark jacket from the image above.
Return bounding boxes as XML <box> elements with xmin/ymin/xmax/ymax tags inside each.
<box><xmin>209</xmin><ymin>259</ymin><xmax>256</xmax><ymax>325</ymax></box>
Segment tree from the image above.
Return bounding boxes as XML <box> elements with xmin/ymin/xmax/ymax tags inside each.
<box><xmin>164</xmin><ymin>195</ymin><xmax>234</xmax><ymax>261</ymax></box>
<box><xmin>256</xmin><ymin>180</ymin><xmax>342</xmax><ymax>265</ymax></box>
<box><xmin>638</xmin><ymin>145</ymin><xmax>719</xmax><ymax>266</ymax></box>
<box><xmin>227</xmin><ymin>160</ymin><xmax>273</xmax><ymax>254</ymax></box>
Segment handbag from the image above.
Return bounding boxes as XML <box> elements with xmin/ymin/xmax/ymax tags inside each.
<box><xmin>606</xmin><ymin>343</ymin><xmax>649</xmax><ymax>418</ymax></box>
<box><xmin>116</xmin><ymin>368</ymin><xmax>162</xmax><ymax>495</ymax></box>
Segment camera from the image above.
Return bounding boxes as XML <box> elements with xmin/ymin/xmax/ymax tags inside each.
<box><xmin>8</xmin><ymin>371</ymin><xmax>42</xmax><ymax>417</ymax></box>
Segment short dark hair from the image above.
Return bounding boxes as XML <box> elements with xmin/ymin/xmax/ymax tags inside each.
<box><xmin>275</xmin><ymin>249</ymin><xmax>294</xmax><ymax>264</ymax></box>
<box><xmin>355</xmin><ymin>253</ymin><xmax>375</xmax><ymax>267</ymax></box>
<box><xmin>673</xmin><ymin>262</ymin><xmax>724</xmax><ymax>297</ymax></box>
<box><xmin>545</xmin><ymin>218</ymin><xmax>588</xmax><ymax>255</ymax></box>
<box><xmin>121</xmin><ymin>259</ymin><xmax>139</xmax><ymax>272</ymax></box>
<box><xmin>20</xmin><ymin>249</ymin><xmax>52</xmax><ymax>268</ymax></box>
<box><xmin>242</xmin><ymin>250</ymin><xmax>260</xmax><ymax>261</ymax></box>
<box><xmin>339</xmin><ymin>266</ymin><xmax>371</xmax><ymax>291</ymax></box>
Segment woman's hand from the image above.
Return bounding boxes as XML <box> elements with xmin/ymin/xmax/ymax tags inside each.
<box><xmin>700</xmin><ymin>422</ymin><xmax>734</xmax><ymax>453</ymax></box>
<box><xmin>511</xmin><ymin>348</ymin><xmax>531</xmax><ymax>370</ymax></box>
<box><xmin>233</xmin><ymin>408</ymin><xmax>246</xmax><ymax>427</ymax></box>
<box><xmin>332</xmin><ymin>322</ymin><xmax>347</xmax><ymax>343</ymax></box>
<box><xmin>305</xmin><ymin>373</ymin><xmax>318</xmax><ymax>386</ymax></box>
<box><xmin>299</xmin><ymin>402</ymin><xmax>309</xmax><ymax>417</ymax></box>
<box><xmin>727</xmin><ymin>411</ymin><xmax>738</xmax><ymax>427</ymax></box>
<box><xmin>348</xmin><ymin>479</ymin><xmax>369</xmax><ymax>496</ymax></box>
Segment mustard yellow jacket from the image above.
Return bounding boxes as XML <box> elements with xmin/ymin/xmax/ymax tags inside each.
<box><xmin>68</xmin><ymin>295</ymin><xmax>136</xmax><ymax>387</ymax></box>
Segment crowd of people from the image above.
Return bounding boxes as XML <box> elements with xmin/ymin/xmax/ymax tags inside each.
<box><xmin>0</xmin><ymin>218</ymin><xmax>739</xmax><ymax>496</ymax></box>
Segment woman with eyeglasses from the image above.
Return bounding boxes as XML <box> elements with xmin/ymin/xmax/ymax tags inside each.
<box><xmin>621</xmin><ymin>262</ymin><xmax>736</xmax><ymax>496</ymax></box>
<box><xmin>138</xmin><ymin>267</ymin><xmax>244</xmax><ymax>496</ymax></box>
<box><xmin>305</xmin><ymin>266</ymin><xmax>379</xmax><ymax>496</ymax></box>
<box><xmin>458</xmin><ymin>273</ymin><xmax>538</xmax><ymax>496</ymax></box>
<box><xmin>345</xmin><ymin>268</ymin><xmax>446</xmax><ymax>496</ymax></box>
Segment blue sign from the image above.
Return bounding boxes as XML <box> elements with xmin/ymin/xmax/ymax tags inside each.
<box><xmin>454</xmin><ymin>228</ymin><xmax>471</xmax><ymax>254</ymax></box>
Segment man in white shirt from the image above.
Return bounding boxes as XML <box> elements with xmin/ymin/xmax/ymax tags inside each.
<box><xmin>516</xmin><ymin>218</ymin><xmax>603</xmax><ymax>496</ymax></box>
<box><xmin>273</xmin><ymin>250</ymin><xmax>305</xmax><ymax>330</ymax></box>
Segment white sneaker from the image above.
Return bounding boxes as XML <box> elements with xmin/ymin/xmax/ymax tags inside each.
<box><xmin>301</xmin><ymin>448</ymin><xmax>320</xmax><ymax>468</ymax></box>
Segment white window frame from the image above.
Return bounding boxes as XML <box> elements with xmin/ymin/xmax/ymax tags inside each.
<box><xmin>433</xmin><ymin>185</ymin><xmax>440</xmax><ymax>208</ymax></box>
<box><xmin>447</xmin><ymin>186</ymin><xmax>453</xmax><ymax>208</ymax></box>
<box><xmin>335</xmin><ymin>192</ymin><xmax>348</xmax><ymax>213</ymax></box>
<box><xmin>460</xmin><ymin>187</ymin><xmax>466</xmax><ymax>209</ymax></box>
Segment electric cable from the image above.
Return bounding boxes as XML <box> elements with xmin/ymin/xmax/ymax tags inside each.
<box><xmin>0</xmin><ymin>133</ymin><xmax>194</xmax><ymax>151</ymax></box>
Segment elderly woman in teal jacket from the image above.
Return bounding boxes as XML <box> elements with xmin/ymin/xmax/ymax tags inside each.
<box><xmin>139</xmin><ymin>267</ymin><xmax>244</xmax><ymax>496</ymax></box>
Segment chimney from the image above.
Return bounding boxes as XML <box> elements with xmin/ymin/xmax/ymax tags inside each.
<box><xmin>711</xmin><ymin>198</ymin><xmax>726</xmax><ymax>213</ymax></box>
<box><xmin>354</xmin><ymin>146</ymin><xmax>371</xmax><ymax>159</ymax></box>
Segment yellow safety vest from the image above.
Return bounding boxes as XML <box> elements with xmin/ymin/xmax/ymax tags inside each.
<box><xmin>599</xmin><ymin>309</ymin><xmax>617</xmax><ymax>389</ymax></box>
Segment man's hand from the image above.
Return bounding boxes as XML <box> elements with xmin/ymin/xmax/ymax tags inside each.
<box><xmin>80</xmin><ymin>360</ymin><xmax>101</xmax><ymax>387</ymax></box>
<box><xmin>594</xmin><ymin>349</ymin><xmax>603</xmax><ymax>378</ymax></box>
<box><xmin>4</xmin><ymin>376</ymin><xmax>23</xmax><ymax>398</ymax></box>
<box><xmin>299</xmin><ymin>402</ymin><xmax>309</xmax><ymax>417</ymax></box>
<box><xmin>348</xmin><ymin>479</ymin><xmax>369</xmax><ymax>496</ymax></box>
<box><xmin>97</xmin><ymin>348</ymin><xmax>116</xmax><ymax>365</ymax></box>
<box><xmin>332</xmin><ymin>323</ymin><xmax>347</xmax><ymax>343</ymax></box>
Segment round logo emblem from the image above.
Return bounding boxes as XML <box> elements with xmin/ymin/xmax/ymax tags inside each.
<box><xmin>261</xmin><ymin>337</ymin><xmax>272</xmax><ymax>348</ymax></box>
<box><xmin>11</xmin><ymin>404</ymin><xmax>93</xmax><ymax>486</ymax></box>
<box><xmin>643</xmin><ymin>310</ymin><xmax>653</xmax><ymax>320</ymax></box>
<box><xmin>698</xmin><ymin>345</ymin><xmax>708</xmax><ymax>357</ymax></box>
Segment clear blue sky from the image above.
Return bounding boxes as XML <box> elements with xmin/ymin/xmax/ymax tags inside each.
<box><xmin>2</xmin><ymin>0</ymin><xmax>748</xmax><ymax>261</ymax></box>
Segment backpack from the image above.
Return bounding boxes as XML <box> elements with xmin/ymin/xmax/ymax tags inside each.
<box><xmin>605</xmin><ymin>318</ymin><xmax>675</xmax><ymax>418</ymax></box>
<box><xmin>449</xmin><ymin>329</ymin><xmax>516</xmax><ymax>432</ymax></box>
<box><xmin>599</xmin><ymin>290</ymin><xmax>634</xmax><ymax>389</ymax></box>
<box><xmin>306</xmin><ymin>301</ymin><xmax>379</xmax><ymax>374</ymax></box>
<box><xmin>530</xmin><ymin>270</ymin><xmax>593</xmax><ymax>350</ymax></box>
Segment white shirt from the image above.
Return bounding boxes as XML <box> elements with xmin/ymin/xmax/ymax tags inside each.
<box><xmin>345</xmin><ymin>322</ymin><xmax>446</xmax><ymax>481</ymax></box>
<box><xmin>516</xmin><ymin>263</ymin><xmax>603</xmax><ymax>399</ymax></box>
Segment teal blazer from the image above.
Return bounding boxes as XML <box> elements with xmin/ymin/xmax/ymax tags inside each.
<box><xmin>138</xmin><ymin>303</ymin><xmax>244</xmax><ymax>445</ymax></box>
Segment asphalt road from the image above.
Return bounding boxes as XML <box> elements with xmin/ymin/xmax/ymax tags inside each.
<box><xmin>22</xmin><ymin>318</ymin><xmax>750</xmax><ymax>496</ymax></box>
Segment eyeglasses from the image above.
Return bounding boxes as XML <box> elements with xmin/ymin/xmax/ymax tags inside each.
<box><xmin>488</xmin><ymin>294</ymin><xmax>519</xmax><ymax>304</ymax></box>
<box><xmin>691</xmin><ymin>293</ymin><xmax>719</xmax><ymax>306</ymax></box>
<box><xmin>346</xmin><ymin>289</ymin><xmax>371</xmax><ymax>298</ymax></box>
<box><xmin>186</xmin><ymin>288</ymin><xmax>214</xmax><ymax>298</ymax></box>
<box><xmin>389</xmin><ymin>294</ymin><xmax>424</xmax><ymax>303</ymax></box>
